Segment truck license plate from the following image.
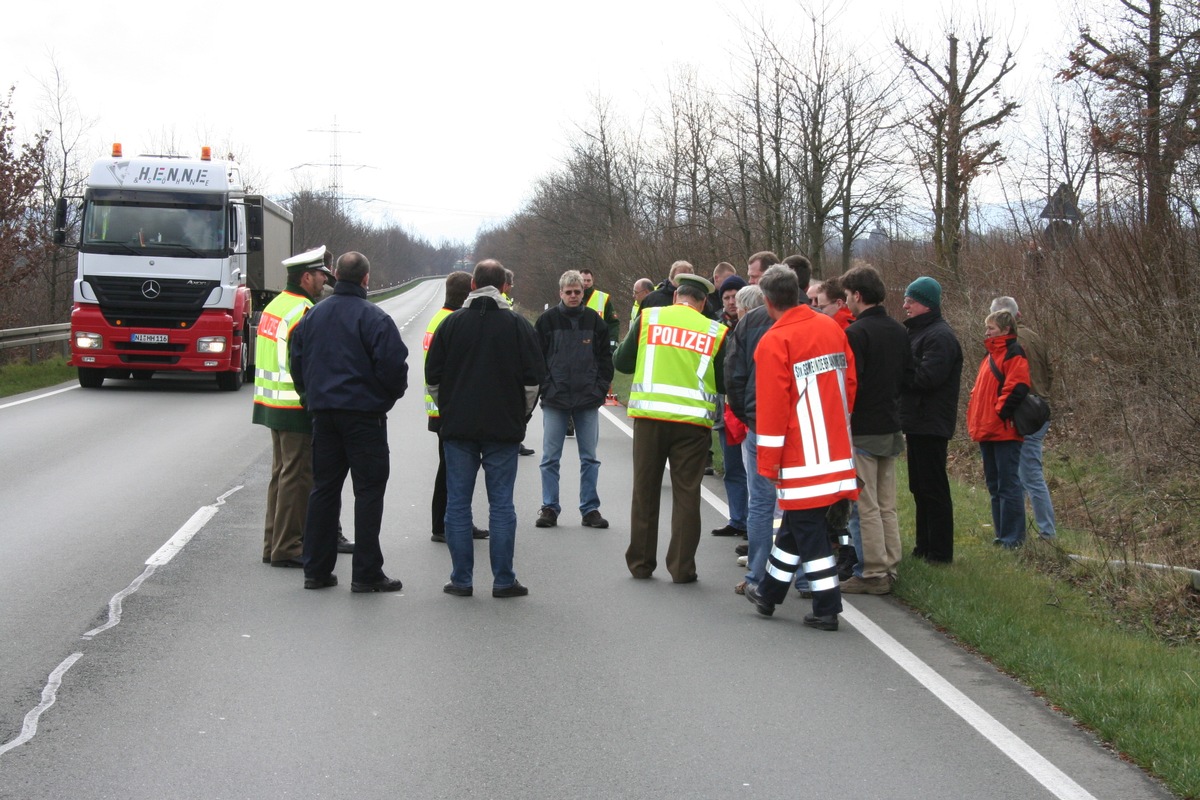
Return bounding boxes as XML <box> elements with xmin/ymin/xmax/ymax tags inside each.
<box><xmin>131</xmin><ymin>333</ymin><xmax>168</xmax><ymax>344</ymax></box>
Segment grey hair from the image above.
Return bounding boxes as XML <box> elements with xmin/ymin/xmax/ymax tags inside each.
<box><xmin>990</xmin><ymin>296</ymin><xmax>1020</xmax><ymax>316</ymax></box>
<box><xmin>759</xmin><ymin>264</ymin><xmax>800</xmax><ymax>310</ymax></box>
<box><xmin>735</xmin><ymin>284</ymin><xmax>763</xmax><ymax>312</ymax></box>
<box><xmin>559</xmin><ymin>270</ymin><xmax>584</xmax><ymax>289</ymax></box>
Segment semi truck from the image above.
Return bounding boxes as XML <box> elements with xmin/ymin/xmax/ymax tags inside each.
<box><xmin>54</xmin><ymin>144</ymin><xmax>294</xmax><ymax>390</ymax></box>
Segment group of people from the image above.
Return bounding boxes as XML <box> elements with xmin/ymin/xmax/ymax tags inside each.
<box><xmin>617</xmin><ymin>252</ymin><xmax>1056</xmax><ymax>630</ymax></box>
<box><xmin>250</xmin><ymin>245</ymin><xmax>1057</xmax><ymax>630</ymax></box>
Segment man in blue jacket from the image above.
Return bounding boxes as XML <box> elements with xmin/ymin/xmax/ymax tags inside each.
<box><xmin>290</xmin><ymin>252</ymin><xmax>409</xmax><ymax>593</ymax></box>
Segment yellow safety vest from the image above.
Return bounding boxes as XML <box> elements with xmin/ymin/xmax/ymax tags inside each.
<box><xmin>253</xmin><ymin>291</ymin><xmax>312</xmax><ymax>411</ymax></box>
<box><xmin>586</xmin><ymin>288</ymin><xmax>610</xmax><ymax>316</ymax></box>
<box><xmin>423</xmin><ymin>307</ymin><xmax>453</xmax><ymax>417</ymax></box>
<box><xmin>628</xmin><ymin>305</ymin><xmax>726</xmax><ymax>427</ymax></box>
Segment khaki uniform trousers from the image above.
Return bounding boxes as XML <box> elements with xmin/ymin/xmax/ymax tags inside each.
<box><xmin>854</xmin><ymin>451</ymin><xmax>902</xmax><ymax>580</ymax></box>
<box><xmin>263</xmin><ymin>429</ymin><xmax>313</xmax><ymax>561</ymax></box>
<box><xmin>626</xmin><ymin>418</ymin><xmax>710</xmax><ymax>582</ymax></box>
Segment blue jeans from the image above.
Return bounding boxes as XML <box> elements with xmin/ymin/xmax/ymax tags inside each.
<box><xmin>443</xmin><ymin>439</ymin><xmax>519</xmax><ymax>589</ymax></box>
<box><xmin>540</xmin><ymin>407</ymin><xmax>600</xmax><ymax>516</ymax></box>
<box><xmin>719</xmin><ymin>428</ymin><xmax>748</xmax><ymax>530</ymax></box>
<box><xmin>1019</xmin><ymin>421</ymin><xmax>1056</xmax><ymax>538</ymax></box>
<box><xmin>848</xmin><ymin>501</ymin><xmax>863</xmax><ymax>578</ymax></box>
<box><xmin>980</xmin><ymin>440</ymin><xmax>1025</xmax><ymax>547</ymax></box>
<box><xmin>742</xmin><ymin>431</ymin><xmax>804</xmax><ymax>589</ymax></box>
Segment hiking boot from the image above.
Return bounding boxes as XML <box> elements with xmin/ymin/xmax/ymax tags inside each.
<box><xmin>535</xmin><ymin>506</ymin><xmax>558</xmax><ymax>528</ymax></box>
<box><xmin>581</xmin><ymin>509</ymin><xmax>609</xmax><ymax>528</ymax></box>
<box><xmin>840</xmin><ymin>576</ymin><xmax>891</xmax><ymax>595</ymax></box>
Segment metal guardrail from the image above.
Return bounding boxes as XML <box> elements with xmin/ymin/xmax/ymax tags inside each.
<box><xmin>0</xmin><ymin>323</ymin><xmax>70</xmax><ymax>362</ymax></box>
<box><xmin>0</xmin><ymin>275</ymin><xmax>444</xmax><ymax>363</ymax></box>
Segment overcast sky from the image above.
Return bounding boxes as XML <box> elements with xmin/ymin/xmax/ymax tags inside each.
<box><xmin>2</xmin><ymin>0</ymin><xmax>1075</xmax><ymax>245</ymax></box>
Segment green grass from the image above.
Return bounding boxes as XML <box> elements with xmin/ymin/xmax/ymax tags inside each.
<box><xmin>894</xmin><ymin>461</ymin><xmax>1200</xmax><ymax>798</ymax></box>
<box><xmin>0</xmin><ymin>356</ymin><xmax>76</xmax><ymax>398</ymax></box>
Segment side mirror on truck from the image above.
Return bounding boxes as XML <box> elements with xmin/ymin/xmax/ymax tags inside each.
<box><xmin>53</xmin><ymin>198</ymin><xmax>69</xmax><ymax>245</ymax></box>
<box><xmin>245</xmin><ymin>202</ymin><xmax>263</xmax><ymax>253</ymax></box>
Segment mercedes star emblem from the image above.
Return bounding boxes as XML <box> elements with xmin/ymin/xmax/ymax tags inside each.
<box><xmin>141</xmin><ymin>280</ymin><xmax>162</xmax><ymax>299</ymax></box>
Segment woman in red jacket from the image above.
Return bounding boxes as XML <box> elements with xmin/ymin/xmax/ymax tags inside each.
<box><xmin>966</xmin><ymin>310</ymin><xmax>1031</xmax><ymax>548</ymax></box>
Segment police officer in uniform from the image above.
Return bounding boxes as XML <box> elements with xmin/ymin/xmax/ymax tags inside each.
<box><xmin>252</xmin><ymin>246</ymin><xmax>348</xmax><ymax>567</ymax></box>
<box><xmin>614</xmin><ymin>273</ymin><xmax>727</xmax><ymax>583</ymax></box>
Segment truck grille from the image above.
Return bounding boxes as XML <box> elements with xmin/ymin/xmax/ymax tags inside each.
<box><xmin>86</xmin><ymin>275</ymin><xmax>218</xmax><ymax>329</ymax></box>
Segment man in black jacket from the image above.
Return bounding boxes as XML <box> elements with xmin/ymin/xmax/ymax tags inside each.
<box><xmin>533</xmin><ymin>270</ymin><xmax>614</xmax><ymax>530</ymax></box>
<box><xmin>426</xmin><ymin>259</ymin><xmax>545</xmax><ymax>598</ymax></box>
<box><xmin>900</xmin><ymin>276</ymin><xmax>963</xmax><ymax>564</ymax></box>
<box><xmin>291</xmin><ymin>252</ymin><xmax>409</xmax><ymax>593</ymax></box>
<box><xmin>841</xmin><ymin>266</ymin><xmax>913</xmax><ymax>594</ymax></box>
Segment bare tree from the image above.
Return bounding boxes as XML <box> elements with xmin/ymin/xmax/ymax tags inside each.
<box><xmin>0</xmin><ymin>87</ymin><xmax>49</xmax><ymax>329</ymax></box>
<box><xmin>1061</xmin><ymin>0</ymin><xmax>1200</xmax><ymax>292</ymax></box>
<box><xmin>896</xmin><ymin>21</ymin><xmax>1019</xmax><ymax>281</ymax></box>
<box><xmin>34</xmin><ymin>58</ymin><xmax>94</xmax><ymax>322</ymax></box>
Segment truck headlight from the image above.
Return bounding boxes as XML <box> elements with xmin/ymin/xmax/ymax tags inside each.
<box><xmin>197</xmin><ymin>336</ymin><xmax>227</xmax><ymax>354</ymax></box>
<box><xmin>75</xmin><ymin>332</ymin><xmax>102</xmax><ymax>349</ymax></box>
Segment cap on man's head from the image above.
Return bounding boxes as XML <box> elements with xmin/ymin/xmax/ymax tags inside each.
<box><xmin>719</xmin><ymin>275</ymin><xmax>747</xmax><ymax>297</ymax></box>
<box><xmin>676</xmin><ymin>273</ymin><xmax>715</xmax><ymax>294</ymax></box>
<box><xmin>905</xmin><ymin>276</ymin><xmax>942</xmax><ymax>309</ymax></box>
<box><xmin>283</xmin><ymin>245</ymin><xmax>334</xmax><ymax>278</ymax></box>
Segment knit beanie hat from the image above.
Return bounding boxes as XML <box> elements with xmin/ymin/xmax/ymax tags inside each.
<box><xmin>905</xmin><ymin>276</ymin><xmax>942</xmax><ymax>309</ymax></box>
<box><xmin>718</xmin><ymin>275</ymin><xmax>747</xmax><ymax>297</ymax></box>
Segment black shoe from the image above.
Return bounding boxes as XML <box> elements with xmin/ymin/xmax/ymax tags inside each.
<box><xmin>803</xmin><ymin>613</ymin><xmax>839</xmax><ymax>631</ymax></box>
<box><xmin>519</xmin><ymin>445</ymin><xmax>535</xmax><ymax>456</ymax></box>
<box><xmin>493</xmin><ymin>581</ymin><xmax>528</xmax><ymax>598</ymax></box>
<box><xmin>710</xmin><ymin>524</ymin><xmax>742</xmax><ymax>537</ymax></box>
<box><xmin>566</xmin><ymin>420</ymin><xmax>575</xmax><ymax>437</ymax></box>
<box><xmin>472</xmin><ymin>526</ymin><xmax>489</xmax><ymax>540</ymax></box>
<box><xmin>351</xmin><ymin>575</ymin><xmax>403</xmax><ymax>593</ymax></box>
<box><xmin>261</xmin><ymin>556</ymin><xmax>270</xmax><ymax>564</ymax></box>
<box><xmin>431</xmin><ymin>532</ymin><xmax>446</xmax><ymax>543</ymax></box>
<box><xmin>735</xmin><ymin>543</ymin><xmax>748</xmax><ymax>557</ymax></box>
<box><xmin>270</xmin><ymin>557</ymin><xmax>305</xmax><ymax>568</ymax></box>
<box><xmin>704</xmin><ymin>466</ymin><xmax>715</xmax><ymax>476</ymax></box>
<box><xmin>443</xmin><ymin>582</ymin><xmax>473</xmax><ymax>597</ymax></box>
<box><xmin>581</xmin><ymin>509</ymin><xmax>609</xmax><ymax>528</ymax></box>
<box><xmin>744</xmin><ymin>583</ymin><xmax>774</xmax><ymax>617</ymax></box>
<box><xmin>535</xmin><ymin>506</ymin><xmax>558</xmax><ymax>528</ymax></box>
<box><xmin>336</xmin><ymin>535</ymin><xmax>354</xmax><ymax>553</ymax></box>
<box><xmin>304</xmin><ymin>574</ymin><xmax>338</xmax><ymax>590</ymax></box>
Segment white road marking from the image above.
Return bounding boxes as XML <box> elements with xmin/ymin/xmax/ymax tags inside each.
<box><xmin>0</xmin><ymin>385</ymin><xmax>78</xmax><ymax>410</ymax></box>
<box><xmin>0</xmin><ymin>653</ymin><xmax>83</xmax><ymax>758</ymax></box>
<box><xmin>599</xmin><ymin>403</ymin><xmax>1097</xmax><ymax>800</ymax></box>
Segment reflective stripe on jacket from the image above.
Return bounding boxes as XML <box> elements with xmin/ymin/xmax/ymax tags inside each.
<box><xmin>754</xmin><ymin>304</ymin><xmax>858</xmax><ymax>510</ymax></box>
<box><xmin>628</xmin><ymin>305</ymin><xmax>726</xmax><ymax>428</ymax></box>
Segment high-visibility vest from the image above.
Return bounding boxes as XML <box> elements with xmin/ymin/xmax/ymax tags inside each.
<box><xmin>586</xmin><ymin>288</ymin><xmax>610</xmax><ymax>316</ymax></box>
<box><xmin>422</xmin><ymin>307</ymin><xmax>454</xmax><ymax>417</ymax></box>
<box><xmin>253</xmin><ymin>291</ymin><xmax>312</xmax><ymax>410</ymax></box>
<box><xmin>628</xmin><ymin>305</ymin><xmax>726</xmax><ymax>428</ymax></box>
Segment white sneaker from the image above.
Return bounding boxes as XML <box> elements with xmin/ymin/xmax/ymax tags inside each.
<box><xmin>737</xmin><ymin>555</ymin><xmax>748</xmax><ymax>567</ymax></box>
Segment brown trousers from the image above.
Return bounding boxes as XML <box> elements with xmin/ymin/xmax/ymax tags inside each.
<box><xmin>626</xmin><ymin>418</ymin><xmax>710</xmax><ymax>582</ymax></box>
<box><xmin>263</xmin><ymin>429</ymin><xmax>312</xmax><ymax>561</ymax></box>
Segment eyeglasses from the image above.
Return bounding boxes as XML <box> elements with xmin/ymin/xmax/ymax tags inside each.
<box><xmin>562</xmin><ymin>289</ymin><xmax>583</xmax><ymax>296</ymax></box>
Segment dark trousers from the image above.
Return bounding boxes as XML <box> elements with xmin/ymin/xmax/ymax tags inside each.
<box><xmin>760</xmin><ymin>506</ymin><xmax>843</xmax><ymax>618</ymax></box>
<box><xmin>304</xmin><ymin>411</ymin><xmax>390</xmax><ymax>583</ymax></box>
<box><xmin>905</xmin><ymin>434</ymin><xmax>954</xmax><ymax>562</ymax></box>
<box><xmin>626</xmin><ymin>418</ymin><xmax>709</xmax><ymax>582</ymax></box>
<box><xmin>432</xmin><ymin>434</ymin><xmax>448</xmax><ymax>535</ymax></box>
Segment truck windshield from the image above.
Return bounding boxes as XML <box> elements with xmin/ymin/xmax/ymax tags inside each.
<box><xmin>81</xmin><ymin>190</ymin><xmax>227</xmax><ymax>257</ymax></box>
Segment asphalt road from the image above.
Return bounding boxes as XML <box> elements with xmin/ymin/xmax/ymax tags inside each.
<box><xmin>0</xmin><ymin>280</ymin><xmax>1176</xmax><ymax>799</ymax></box>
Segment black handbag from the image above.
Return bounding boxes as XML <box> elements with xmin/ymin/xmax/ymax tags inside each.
<box><xmin>988</xmin><ymin>356</ymin><xmax>1051</xmax><ymax>436</ymax></box>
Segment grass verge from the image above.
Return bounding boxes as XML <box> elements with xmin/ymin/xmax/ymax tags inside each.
<box><xmin>0</xmin><ymin>356</ymin><xmax>76</xmax><ymax>399</ymax></box>
<box><xmin>895</xmin><ymin>462</ymin><xmax>1200</xmax><ymax>798</ymax></box>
